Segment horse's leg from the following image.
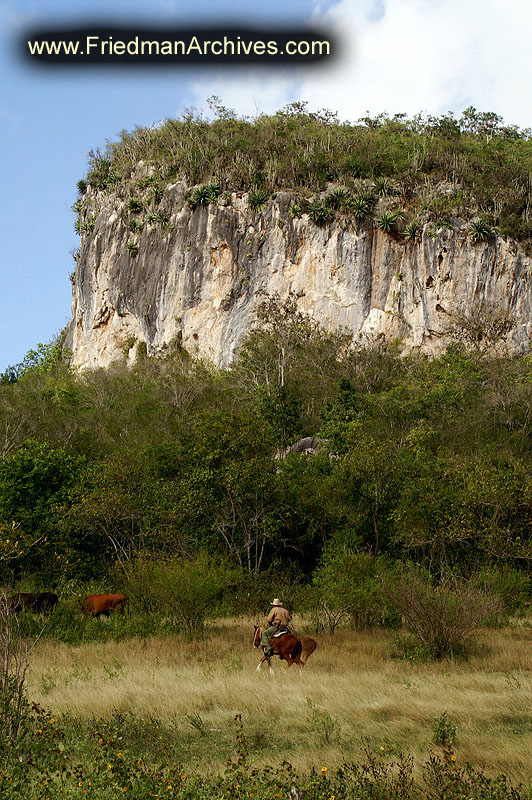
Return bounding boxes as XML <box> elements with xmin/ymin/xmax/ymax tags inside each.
<box><xmin>256</xmin><ymin>652</ymin><xmax>268</xmax><ymax>671</ymax></box>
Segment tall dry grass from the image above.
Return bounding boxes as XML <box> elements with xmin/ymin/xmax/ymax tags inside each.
<box><xmin>25</xmin><ymin>618</ymin><xmax>532</xmax><ymax>782</ymax></box>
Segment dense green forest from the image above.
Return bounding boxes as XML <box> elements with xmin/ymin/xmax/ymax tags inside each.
<box><xmin>1</xmin><ymin>298</ymin><xmax>532</xmax><ymax>622</ymax></box>
<box><xmin>79</xmin><ymin>100</ymin><xmax>532</xmax><ymax>243</ymax></box>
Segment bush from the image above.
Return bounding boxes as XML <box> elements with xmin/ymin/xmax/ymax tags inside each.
<box><xmin>225</xmin><ymin>567</ymin><xmax>309</xmax><ymax>619</ymax></box>
<box><xmin>347</xmin><ymin>192</ymin><xmax>376</xmax><ymax>220</ymax></box>
<box><xmin>471</xmin><ymin>565</ymin><xmax>531</xmax><ymax>614</ymax></box>
<box><xmin>127</xmin><ymin>197</ymin><xmax>143</xmax><ymax>212</ymax></box>
<box><xmin>129</xmin><ymin>218</ymin><xmax>144</xmax><ymax>233</ymax></box>
<box><xmin>386</xmin><ymin>568</ymin><xmax>503</xmax><ymax>658</ymax></box>
<box><xmin>403</xmin><ymin>220</ymin><xmax>422</xmax><ymax>242</ymax></box>
<box><xmin>0</xmin><ymin>592</ymin><xmax>32</xmax><ymax>741</ymax></box>
<box><xmin>373</xmin><ymin>176</ymin><xmax>397</xmax><ymax>196</ymax></box>
<box><xmin>119</xmin><ymin>552</ymin><xmax>240</xmax><ymax>635</ymax></box>
<box><xmin>433</xmin><ymin>711</ymin><xmax>457</xmax><ymax>748</ymax></box>
<box><xmin>313</xmin><ymin>547</ymin><xmax>397</xmax><ymax>633</ymax></box>
<box><xmin>376</xmin><ymin>211</ymin><xmax>397</xmax><ymax>233</ymax></box>
<box><xmin>186</xmin><ymin>183</ymin><xmax>220</xmax><ymax>208</ymax></box>
<box><xmin>469</xmin><ymin>218</ymin><xmax>496</xmax><ymax>242</ymax></box>
<box><xmin>324</xmin><ymin>188</ymin><xmax>352</xmax><ymax>210</ymax></box>
<box><xmin>307</xmin><ymin>199</ymin><xmax>334</xmax><ymax>225</ymax></box>
<box><xmin>289</xmin><ymin>202</ymin><xmax>303</xmax><ymax>218</ymax></box>
<box><xmin>248</xmin><ymin>189</ymin><xmax>268</xmax><ymax>211</ymax></box>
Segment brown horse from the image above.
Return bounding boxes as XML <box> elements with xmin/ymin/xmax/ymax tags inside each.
<box><xmin>253</xmin><ymin>626</ymin><xmax>317</xmax><ymax>672</ymax></box>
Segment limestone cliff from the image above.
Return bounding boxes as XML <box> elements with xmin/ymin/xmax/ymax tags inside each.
<box><xmin>66</xmin><ymin>181</ymin><xmax>532</xmax><ymax>368</ymax></box>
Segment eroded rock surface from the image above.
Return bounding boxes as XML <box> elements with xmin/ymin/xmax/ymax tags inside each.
<box><xmin>66</xmin><ymin>182</ymin><xmax>532</xmax><ymax>368</ymax></box>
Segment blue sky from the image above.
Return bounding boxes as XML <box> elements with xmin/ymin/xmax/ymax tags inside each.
<box><xmin>2</xmin><ymin>0</ymin><xmax>532</xmax><ymax>372</ymax></box>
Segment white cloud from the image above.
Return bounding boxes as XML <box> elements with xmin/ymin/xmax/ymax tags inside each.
<box><xmin>191</xmin><ymin>71</ymin><xmax>300</xmax><ymax>118</ymax></box>
<box><xmin>191</xmin><ymin>0</ymin><xmax>532</xmax><ymax>127</ymax></box>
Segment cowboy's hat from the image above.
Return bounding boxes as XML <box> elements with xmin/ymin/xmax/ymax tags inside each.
<box><xmin>270</xmin><ymin>598</ymin><xmax>282</xmax><ymax>606</ymax></box>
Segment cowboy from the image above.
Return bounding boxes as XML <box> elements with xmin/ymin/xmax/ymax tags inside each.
<box><xmin>261</xmin><ymin>598</ymin><xmax>291</xmax><ymax>655</ymax></box>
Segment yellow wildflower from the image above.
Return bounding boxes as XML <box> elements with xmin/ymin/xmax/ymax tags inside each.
<box><xmin>107</xmin><ymin>764</ymin><xmax>112</xmax><ymax>771</ymax></box>
<box><xmin>78</xmin><ymin>781</ymin><xmax>83</xmax><ymax>787</ymax></box>
<box><xmin>451</xmin><ymin>754</ymin><xmax>457</xmax><ymax>762</ymax></box>
<box><xmin>321</xmin><ymin>766</ymin><xmax>327</xmax><ymax>777</ymax></box>
<box><xmin>99</xmin><ymin>738</ymin><xmax>103</xmax><ymax>744</ymax></box>
<box><xmin>50</xmin><ymin>718</ymin><xmax>55</xmax><ymax>723</ymax></box>
<box><xmin>117</xmin><ymin>752</ymin><xmax>122</xmax><ymax>758</ymax></box>
<box><xmin>180</xmin><ymin>775</ymin><xmax>186</xmax><ymax>781</ymax></box>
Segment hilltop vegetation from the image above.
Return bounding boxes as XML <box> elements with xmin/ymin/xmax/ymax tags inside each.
<box><xmin>79</xmin><ymin>99</ymin><xmax>532</xmax><ymax>243</ymax></box>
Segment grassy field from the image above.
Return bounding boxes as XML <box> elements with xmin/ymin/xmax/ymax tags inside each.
<box><xmin>23</xmin><ymin>617</ymin><xmax>532</xmax><ymax>785</ymax></box>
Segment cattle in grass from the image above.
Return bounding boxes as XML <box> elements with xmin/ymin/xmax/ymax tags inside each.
<box><xmin>82</xmin><ymin>593</ymin><xmax>129</xmax><ymax>618</ymax></box>
<box><xmin>10</xmin><ymin>592</ymin><xmax>58</xmax><ymax>615</ymax></box>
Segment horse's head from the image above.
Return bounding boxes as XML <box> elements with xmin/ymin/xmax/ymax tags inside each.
<box><xmin>253</xmin><ymin>625</ymin><xmax>263</xmax><ymax>648</ymax></box>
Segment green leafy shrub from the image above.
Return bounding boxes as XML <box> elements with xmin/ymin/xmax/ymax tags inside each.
<box><xmin>204</xmin><ymin>182</ymin><xmax>221</xmax><ymax>201</ymax></box>
<box><xmin>127</xmin><ymin>197</ymin><xmax>143</xmax><ymax>212</ymax></box>
<box><xmin>186</xmin><ymin>183</ymin><xmax>220</xmax><ymax>209</ymax></box>
<box><xmin>376</xmin><ymin>211</ymin><xmax>397</xmax><ymax>232</ymax></box>
<box><xmin>129</xmin><ymin>218</ymin><xmax>144</xmax><ymax>233</ymax></box>
<box><xmin>471</xmin><ymin>565</ymin><xmax>531</xmax><ymax>614</ymax></box>
<box><xmin>373</xmin><ymin>176</ymin><xmax>397</xmax><ymax>196</ymax></box>
<box><xmin>403</xmin><ymin>220</ymin><xmax>422</xmax><ymax>242</ymax></box>
<box><xmin>146</xmin><ymin>211</ymin><xmax>169</xmax><ymax>227</ymax></box>
<box><xmin>126</xmin><ymin>240</ymin><xmax>139</xmax><ymax>256</ymax></box>
<box><xmin>74</xmin><ymin>214</ymin><xmax>96</xmax><ymax>235</ymax></box>
<box><xmin>119</xmin><ymin>552</ymin><xmax>240</xmax><ymax>635</ymax></box>
<box><xmin>469</xmin><ymin>218</ymin><xmax>496</xmax><ymax>242</ymax></box>
<box><xmin>248</xmin><ymin>189</ymin><xmax>268</xmax><ymax>211</ymax></box>
<box><xmin>307</xmin><ymin>199</ymin><xmax>334</xmax><ymax>224</ymax></box>
<box><xmin>87</xmin><ymin>154</ymin><xmax>119</xmax><ymax>190</ymax></box>
<box><xmin>313</xmin><ymin>547</ymin><xmax>397</xmax><ymax>632</ymax></box>
<box><xmin>433</xmin><ymin>711</ymin><xmax>457</xmax><ymax>748</ymax></box>
<box><xmin>324</xmin><ymin>187</ymin><xmax>352</xmax><ymax>210</ymax></box>
<box><xmin>347</xmin><ymin>191</ymin><xmax>376</xmax><ymax>219</ymax></box>
<box><xmin>289</xmin><ymin>202</ymin><xmax>303</xmax><ymax>218</ymax></box>
<box><xmin>186</xmin><ymin>185</ymin><xmax>210</xmax><ymax>208</ymax></box>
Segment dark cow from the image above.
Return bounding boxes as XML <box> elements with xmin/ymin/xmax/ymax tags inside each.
<box><xmin>82</xmin><ymin>593</ymin><xmax>129</xmax><ymax>618</ymax></box>
<box><xmin>10</xmin><ymin>592</ymin><xmax>58</xmax><ymax>614</ymax></box>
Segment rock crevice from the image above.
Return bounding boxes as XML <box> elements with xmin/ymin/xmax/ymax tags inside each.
<box><xmin>66</xmin><ymin>185</ymin><xmax>532</xmax><ymax>368</ymax></box>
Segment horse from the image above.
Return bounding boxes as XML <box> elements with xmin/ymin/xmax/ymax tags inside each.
<box><xmin>253</xmin><ymin>625</ymin><xmax>317</xmax><ymax>672</ymax></box>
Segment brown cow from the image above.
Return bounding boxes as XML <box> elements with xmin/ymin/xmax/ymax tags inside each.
<box><xmin>82</xmin><ymin>593</ymin><xmax>129</xmax><ymax>618</ymax></box>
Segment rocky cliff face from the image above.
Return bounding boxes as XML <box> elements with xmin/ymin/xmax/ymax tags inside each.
<box><xmin>66</xmin><ymin>181</ymin><xmax>532</xmax><ymax>368</ymax></box>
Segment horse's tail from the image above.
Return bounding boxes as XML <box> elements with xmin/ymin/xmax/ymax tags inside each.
<box><xmin>301</xmin><ymin>636</ymin><xmax>317</xmax><ymax>663</ymax></box>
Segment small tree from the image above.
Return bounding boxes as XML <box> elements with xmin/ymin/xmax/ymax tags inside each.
<box><xmin>313</xmin><ymin>547</ymin><xmax>394</xmax><ymax>633</ymax></box>
<box><xmin>386</xmin><ymin>568</ymin><xmax>502</xmax><ymax>658</ymax></box>
<box><xmin>0</xmin><ymin>590</ymin><xmax>42</xmax><ymax>740</ymax></box>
